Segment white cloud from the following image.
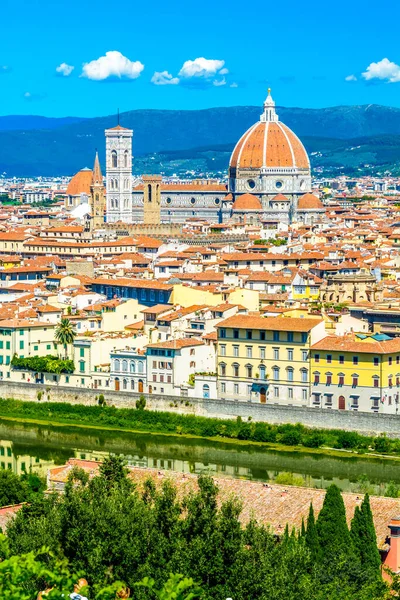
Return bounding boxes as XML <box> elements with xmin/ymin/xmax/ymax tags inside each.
<box><xmin>81</xmin><ymin>51</ymin><xmax>144</xmax><ymax>81</ymax></box>
<box><xmin>151</xmin><ymin>70</ymin><xmax>180</xmax><ymax>85</ymax></box>
<box><xmin>345</xmin><ymin>74</ymin><xmax>357</xmax><ymax>82</ymax></box>
<box><xmin>213</xmin><ymin>77</ymin><xmax>226</xmax><ymax>87</ymax></box>
<box><xmin>56</xmin><ymin>63</ymin><xmax>74</xmax><ymax>77</ymax></box>
<box><xmin>23</xmin><ymin>91</ymin><xmax>44</xmax><ymax>101</ymax></box>
<box><xmin>362</xmin><ymin>58</ymin><xmax>400</xmax><ymax>83</ymax></box>
<box><xmin>230</xmin><ymin>82</ymin><xmax>238</xmax><ymax>88</ymax></box>
<box><xmin>178</xmin><ymin>57</ymin><xmax>226</xmax><ymax>79</ymax></box>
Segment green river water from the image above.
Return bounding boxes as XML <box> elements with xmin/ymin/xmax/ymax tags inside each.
<box><xmin>1</xmin><ymin>418</ymin><xmax>400</xmax><ymax>495</ymax></box>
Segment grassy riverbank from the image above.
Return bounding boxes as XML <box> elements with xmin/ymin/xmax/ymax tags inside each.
<box><xmin>0</xmin><ymin>397</ymin><xmax>399</xmax><ymax>459</ymax></box>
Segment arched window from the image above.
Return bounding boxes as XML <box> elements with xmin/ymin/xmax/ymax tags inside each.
<box><xmin>130</xmin><ymin>361</ymin><xmax>135</xmax><ymax>373</ymax></box>
<box><xmin>272</xmin><ymin>366</ymin><xmax>280</xmax><ymax>380</ymax></box>
<box><xmin>111</xmin><ymin>150</ymin><xmax>117</xmax><ymax>168</ymax></box>
<box><xmin>203</xmin><ymin>384</ymin><xmax>210</xmax><ymax>399</ymax></box>
<box><xmin>95</xmin><ymin>194</ymin><xmax>99</xmax><ymax>202</ymax></box>
<box><xmin>123</xmin><ymin>378</ymin><xmax>127</xmax><ymax>390</ymax></box>
<box><xmin>131</xmin><ymin>379</ymin><xmax>135</xmax><ymax>390</ymax></box>
<box><xmin>246</xmin><ymin>364</ymin><xmax>253</xmax><ymax>378</ymax></box>
<box><xmin>287</xmin><ymin>367</ymin><xmax>294</xmax><ymax>382</ymax></box>
<box><xmin>219</xmin><ymin>362</ymin><xmax>226</xmax><ymax>377</ymax></box>
<box><xmin>148</xmin><ymin>184</ymin><xmax>152</xmax><ymax>202</ymax></box>
<box><xmin>122</xmin><ymin>360</ymin><xmax>128</xmax><ymax>372</ymax></box>
<box><xmin>138</xmin><ymin>361</ymin><xmax>144</xmax><ymax>373</ymax></box>
<box><xmin>232</xmin><ymin>363</ymin><xmax>239</xmax><ymax>377</ymax></box>
<box><xmin>301</xmin><ymin>368</ymin><xmax>308</xmax><ymax>383</ymax></box>
<box><xmin>110</xmin><ymin>179</ymin><xmax>114</xmax><ymax>190</ymax></box>
<box><xmin>114</xmin><ymin>179</ymin><xmax>118</xmax><ymax>190</ymax></box>
<box><xmin>259</xmin><ymin>365</ymin><xmax>266</xmax><ymax>380</ymax></box>
<box><xmin>124</xmin><ymin>150</ymin><xmax>128</xmax><ymax>168</ymax></box>
<box><xmin>114</xmin><ymin>359</ymin><xmax>120</xmax><ymax>372</ymax></box>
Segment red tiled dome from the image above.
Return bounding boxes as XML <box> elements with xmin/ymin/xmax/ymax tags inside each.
<box><xmin>230</xmin><ymin>91</ymin><xmax>309</xmax><ymax>172</ymax></box>
<box><xmin>230</xmin><ymin>121</ymin><xmax>309</xmax><ymax>170</ymax></box>
<box><xmin>66</xmin><ymin>168</ymin><xmax>93</xmax><ymax>196</ymax></box>
<box><xmin>298</xmin><ymin>193</ymin><xmax>324</xmax><ymax>210</ymax></box>
<box><xmin>232</xmin><ymin>193</ymin><xmax>262</xmax><ymax>211</ymax></box>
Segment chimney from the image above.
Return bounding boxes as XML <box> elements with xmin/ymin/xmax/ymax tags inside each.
<box><xmin>384</xmin><ymin>517</ymin><xmax>400</xmax><ymax>576</ymax></box>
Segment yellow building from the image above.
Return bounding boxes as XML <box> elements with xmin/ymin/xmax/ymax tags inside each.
<box><xmin>0</xmin><ymin>319</ymin><xmax>56</xmax><ymax>379</ymax></box>
<box><xmin>310</xmin><ymin>333</ymin><xmax>400</xmax><ymax>413</ymax></box>
<box><xmin>216</xmin><ymin>315</ymin><xmax>325</xmax><ymax>404</ymax></box>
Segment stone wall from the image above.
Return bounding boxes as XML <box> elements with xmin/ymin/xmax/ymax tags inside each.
<box><xmin>0</xmin><ymin>381</ymin><xmax>400</xmax><ymax>436</ymax></box>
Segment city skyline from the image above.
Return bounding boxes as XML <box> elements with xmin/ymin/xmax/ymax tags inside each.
<box><xmin>1</xmin><ymin>0</ymin><xmax>400</xmax><ymax>117</ymax></box>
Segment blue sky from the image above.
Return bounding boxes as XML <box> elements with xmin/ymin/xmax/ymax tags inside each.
<box><xmin>1</xmin><ymin>0</ymin><xmax>400</xmax><ymax>117</ymax></box>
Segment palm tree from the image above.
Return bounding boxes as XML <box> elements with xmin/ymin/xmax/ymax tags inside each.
<box><xmin>55</xmin><ymin>318</ymin><xmax>76</xmax><ymax>359</ymax></box>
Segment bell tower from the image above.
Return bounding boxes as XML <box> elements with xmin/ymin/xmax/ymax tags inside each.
<box><xmin>90</xmin><ymin>152</ymin><xmax>105</xmax><ymax>230</ymax></box>
<box><xmin>143</xmin><ymin>175</ymin><xmax>162</xmax><ymax>225</ymax></box>
<box><xmin>105</xmin><ymin>121</ymin><xmax>133</xmax><ymax>223</ymax></box>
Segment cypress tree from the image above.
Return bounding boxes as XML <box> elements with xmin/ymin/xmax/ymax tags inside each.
<box><xmin>305</xmin><ymin>502</ymin><xmax>319</xmax><ymax>559</ymax></box>
<box><xmin>316</xmin><ymin>484</ymin><xmax>352</xmax><ymax>564</ymax></box>
<box><xmin>300</xmin><ymin>517</ymin><xmax>306</xmax><ymax>539</ymax></box>
<box><xmin>350</xmin><ymin>494</ymin><xmax>381</xmax><ymax>577</ymax></box>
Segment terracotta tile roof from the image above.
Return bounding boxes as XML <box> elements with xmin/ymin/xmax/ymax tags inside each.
<box><xmin>47</xmin><ymin>461</ymin><xmax>400</xmax><ymax>549</ymax></box>
<box><xmin>298</xmin><ymin>193</ymin><xmax>324</xmax><ymax>210</ymax></box>
<box><xmin>146</xmin><ymin>338</ymin><xmax>205</xmax><ymax>349</ymax></box>
<box><xmin>141</xmin><ymin>304</ymin><xmax>173</xmax><ymax>314</ymax></box>
<box><xmin>0</xmin><ymin>318</ymin><xmax>55</xmax><ymax>328</ymax></box>
<box><xmin>217</xmin><ymin>314</ymin><xmax>322</xmax><ymax>332</ymax></box>
<box><xmin>311</xmin><ymin>334</ymin><xmax>400</xmax><ymax>355</ymax></box>
<box><xmin>230</xmin><ymin>121</ymin><xmax>309</xmax><ymax>170</ymax></box>
<box><xmin>90</xmin><ymin>277</ymin><xmax>173</xmax><ymax>291</ymax></box>
<box><xmin>66</xmin><ymin>169</ymin><xmax>93</xmax><ymax>196</ymax></box>
<box><xmin>232</xmin><ymin>193</ymin><xmax>262</xmax><ymax>211</ymax></box>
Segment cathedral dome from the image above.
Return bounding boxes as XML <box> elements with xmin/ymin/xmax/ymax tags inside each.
<box><xmin>230</xmin><ymin>116</ymin><xmax>309</xmax><ymax>171</ymax></box>
<box><xmin>66</xmin><ymin>168</ymin><xmax>93</xmax><ymax>196</ymax></box>
<box><xmin>229</xmin><ymin>90</ymin><xmax>310</xmax><ymax>173</ymax></box>
<box><xmin>232</xmin><ymin>193</ymin><xmax>262</xmax><ymax>211</ymax></box>
<box><xmin>298</xmin><ymin>193</ymin><xmax>324</xmax><ymax>210</ymax></box>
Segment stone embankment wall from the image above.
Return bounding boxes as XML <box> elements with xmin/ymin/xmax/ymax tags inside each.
<box><xmin>0</xmin><ymin>381</ymin><xmax>400</xmax><ymax>437</ymax></box>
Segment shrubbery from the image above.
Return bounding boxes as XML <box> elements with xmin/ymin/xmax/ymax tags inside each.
<box><xmin>11</xmin><ymin>355</ymin><xmax>75</xmax><ymax>374</ymax></box>
<box><xmin>0</xmin><ymin>397</ymin><xmax>396</xmax><ymax>456</ymax></box>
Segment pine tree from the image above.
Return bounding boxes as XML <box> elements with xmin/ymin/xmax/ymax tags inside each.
<box><xmin>350</xmin><ymin>494</ymin><xmax>381</xmax><ymax>577</ymax></box>
<box><xmin>305</xmin><ymin>502</ymin><xmax>319</xmax><ymax>559</ymax></box>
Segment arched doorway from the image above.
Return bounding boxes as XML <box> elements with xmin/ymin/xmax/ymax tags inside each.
<box><xmin>338</xmin><ymin>395</ymin><xmax>345</xmax><ymax>410</ymax></box>
<box><xmin>260</xmin><ymin>387</ymin><xmax>267</xmax><ymax>403</ymax></box>
<box><xmin>115</xmin><ymin>377</ymin><xmax>120</xmax><ymax>392</ymax></box>
<box><xmin>148</xmin><ymin>385</ymin><xmax>153</xmax><ymax>394</ymax></box>
<box><xmin>203</xmin><ymin>384</ymin><xmax>210</xmax><ymax>399</ymax></box>
<box><xmin>138</xmin><ymin>379</ymin><xmax>144</xmax><ymax>393</ymax></box>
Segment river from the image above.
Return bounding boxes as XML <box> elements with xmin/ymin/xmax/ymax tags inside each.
<box><xmin>1</xmin><ymin>418</ymin><xmax>400</xmax><ymax>495</ymax></box>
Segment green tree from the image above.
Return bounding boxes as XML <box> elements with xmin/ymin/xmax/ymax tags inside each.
<box><xmin>316</xmin><ymin>485</ymin><xmax>351</xmax><ymax>557</ymax></box>
<box><xmin>98</xmin><ymin>455</ymin><xmax>130</xmax><ymax>491</ymax></box>
<box><xmin>305</xmin><ymin>503</ymin><xmax>319</xmax><ymax>560</ymax></box>
<box><xmin>54</xmin><ymin>318</ymin><xmax>76</xmax><ymax>359</ymax></box>
<box><xmin>0</xmin><ymin>470</ymin><xmax>36</xmax><ymax>507</ymax></box>
<box><xmin>351</xmin><ymin>494</ymin><xmax>381</xmax><ymax>578</ymax></box>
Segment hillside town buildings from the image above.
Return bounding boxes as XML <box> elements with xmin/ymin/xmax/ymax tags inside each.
<box><xmin>2</xmin><ymin>90</ymin><xmax>400</xmax><ymax>415</ymax></box>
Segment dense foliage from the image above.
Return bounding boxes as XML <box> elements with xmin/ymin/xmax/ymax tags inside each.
<box><xmin>4</xmin><ymin>457</ymin><xmax>393</xmax><ymax>599</ymax></box>
<box><xmin>0</xmin><ymin>398</ymin><xmax>400</xmax><ymax>457</ymax></box>
<box><xmin>0</xmin><ymin>532</ymin><xmax>198</xmax><ymax>600</ymax></box>
<box><xmin>11</xmin><ymin>356</ymin><xmax>75</xmax><ymax>374</ymax></box>
<box><xmin>0</xmin><ymin>470</ymin><xmax>44</xmax><ymax>508</ymax></box>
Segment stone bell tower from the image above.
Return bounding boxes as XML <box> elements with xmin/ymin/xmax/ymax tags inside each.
<box><xmin>143</xmin><ymin>175</ymin><xmax>162</xmax><ymax>225</ymax></box>
<box><xmin>90</xmin><ymin>152</ymin><xmax>105</xmax><ymax>230</ymax></box>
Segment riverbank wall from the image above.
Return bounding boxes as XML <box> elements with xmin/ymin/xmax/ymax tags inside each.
<box><xmin>1</xmin><ymin>381</ymin><xmax>400</xmax><ymax>436</ymax></box>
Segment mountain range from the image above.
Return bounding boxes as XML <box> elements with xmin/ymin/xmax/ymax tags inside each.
<box><xmin>1</xmin><ymin>104</ymin><xmax>400</xmax><ymax>177</ymax></box>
